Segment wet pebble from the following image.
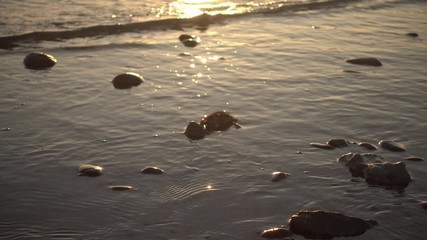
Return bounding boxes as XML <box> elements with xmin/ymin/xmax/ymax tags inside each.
<box><xmin>271</xmin><ymin>172</ymin><xmax>289</xmax><ymax>182</ymax></box>
<box><xmin>78</xmin><ymin>164</ymin><xmax>103</xmax><ymax>177</ymax></box>
<box><xmin>179</xmin><ymin>34</ymin><xmax>201</xmax><ymax>47</ymax></box>
<box><xmin>406</xmin><ymin>32</ymin><xmax>419</xmax><ymax>37</ymax></box>
<box><xmin>112</xmin><ymin>72</ymin><xmax>144</xmax><ymax>89</ymax></box>
<box><xmin>109</xmin><ymin>185</ymin><xmax>134</xmax><ymax>191</ymax></box>
<box><xmin>358</xmin><ymin>142</ymin><xmax>377</xmax><ymax>150</ymax></box>
<box><xmin>184</xmin><ymin>121</ymin><xmax>206</xmax><ymax>140</ymax></box>
<box><xmin>346</xmin><ymin>57</ymin><xmax>382</xmax><ymax>67</ymax></box>
<box><xmin>200</xmin><ymin>111</ymin><xmax>239</xmax><ymax>132</ymax></box>
<box><xmin>141</xmin><ymin>166</ymin><xmax>164</xmax><ymax>174</ymax></box>
<box><xmin>1</xmin><ymin>127</ymin><xmax>11</xmax><ymax>131</ymax></box>
<box><xmin>261</xmin><ymin>227</ymin><xmax>293</xmax><ymax>239</ymax></box>
<box><xmin>379</xmin><ymin>140</ymin><xmax>406</xmax><ymax>152</ymax></box>
<box><xmin>364</xmin><ymin>161</ymin><xmax>412</xmax><ymax>186</ymax></box>
<box><xmin>24</xmin><ymin>52</ymin><xmax>57</xmax><ymax>70</ymax></box>
<box><xmin>404</xmin><ymin>156</ymin><xmax>424</xmax><ymax>162</ymax></box>
<box><xmin>327</xmin><ymin>139</ymin><xmax>348</xmax><ymax>148</ymax></box>
<box><xmin>310</xmin><ymin>143</ymin><xmax>334</xmax><ymax>150</ymax></box>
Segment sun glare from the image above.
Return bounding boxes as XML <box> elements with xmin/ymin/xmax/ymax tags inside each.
<box><xmin>168</xmin><ymin>0</ymin><xmax>238</xmax><ymax>18</ymax></box>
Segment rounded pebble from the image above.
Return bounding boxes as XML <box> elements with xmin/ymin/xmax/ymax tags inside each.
<box><xmin>271</xmin><ymin>172</ymin><xmax>289</xmax><ymax>182</ymax></box>
<box><xmin>404</xmin><ymin>156</ymin><xmax>424</xmax><ymax>162</ymax></box>
<box><xmin>141</xmin><ymin>166</ymin><xmax>164</xmax><ymax>174</ymax></box>
<box><xmin>184</xmin><ymin>121</ymin><xmax>206</xmax><ymax>140</ymax></box>
<box><xmin>327</xmin><ymin>139</ymin><xmax>348</xmax><ymax>148</ymax></box>
<box><xmin>379</xmin><ymin>140</ymin><xmax>406</xmax><ymax>152</ymax></box>
<box><xmin>78</xmin><ymin>164</ymin><xmax>103</xmax><ymax>177</ymax></box>
<box><xmin>358</xmin><ymin>142</ymin><xmax>377</xmax><ymax>150</ymax></box>
<box><xmin>179</xmin><ymin>34</ymin><xmax>200</xmax><ymax>47</ymax></box>
<box><xmin>406</xmin><ymin>32</ymin><xmax>419</xmax><ymax>37</ymax></box>
<box><xmin>23</xmin><ymin>52</ymin><xmax>57</xmax><ymax>70</ymax></box>
<box><xmin>112</xmin><ymin>72</ymin><xmax>144</xmax><ymax>89</ymax></box>
<box><xmin>200</xmin><ymin>111</ymin><xmax>239</xmax><ymax>132</ymax></box>
<box><xmin>261</xmin><ymin>227</ymin><xmax>293</xmax><ymax>239</ymax></box>
<box><xmin>109</xmin><ymin>185</ymin><xmax>134</xmax><ymax>191</ymax></box>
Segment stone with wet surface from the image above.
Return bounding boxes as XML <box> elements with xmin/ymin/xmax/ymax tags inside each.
<box><xmin>363</xmin><ymin>161</ymin><xmax>412</xmax><ymax>186</ymax></box>
<box><xmin>109</xmin><ymin>185</ymin><xmax>134</xmax><ymax>191</ymax></box>
<box><xmin>327</xmin><ymin>139</ymin><xmax>348</xmax><ymax>148</ymax></box>
<box><xmin>200</xmin><ymin>111</ymin><xmax>239</xmax><ymax>132</ymax></box>
<box><xmin>346</xmin><ymin>57</ymin><xmax>382</xmax><ymax>67</ymax></box>
<box><xmin>179</xmin><ymin>34</ymin><xmax>200</xmax><ymax>47</ymax></box>
<box><xmin>184</xmin><ymin>121</ymin><xmax>206</xmax><ymax>140</ymax></box>
<box><xmin>271</xmin><ymin>172</ymin><xmax>289</xmax><ymax>182</ymax></box>
<box><xmin>261</xmin><ymin>227</ymin><xmax>293</xmax><ymax>239</ymax></box>
<box><xmin>141</xmin><ymin>166</ymin><xmax>164</xmax><ymax>174</ymax></box>
<box><xmin>310</xmin><ymin>142</ymin><xmax>334</xmax><ymax>150</ymax></box>
<box><xmin>24</xmin><ymin>52</ymin><xmax>57</xmax><ymax>70</ymax></box>
<box><xmin>379</xmin><ymin>140</ymin><xmax>406</xmax><ymax>152</ymax></box>
<box><xmin>112</xmin><ymin>72</ymin><xmax>144</xmax><ymax>89</ymax></box>
<box><xmin>78</xmin><ymin>164</ymin><xmax>103</xmax><ymax>177</ymax></box>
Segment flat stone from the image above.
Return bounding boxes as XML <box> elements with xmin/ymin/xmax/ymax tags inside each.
<box><xmin>406</xmin><ymin>32</ymin><xmax>419</xmax><ymax>37</ymax></box>
<box><xmin>379</xmin><ymin>140</ymin><xmax>406</xmax><ymax>152</ymax></box>
<box><xmin>289</xmin><ymin>210</ymin><xmax>377</xmax><ymax>239</ymax></box>
<box><xmin>346</xmin><ymin>57</ymin><xmax>382</xmax><ymax>67</ymax></box>
<box><xmin>358</xmin><ymin>142</ymin><xmax>377</xmax><ymax>150</ymax></box>
<box><xmin>78</xmin><ymin>164</ymin><xmax>103</xmax><ymax>177</ymax></box>
<box><xmin>310</xmin><ymin>143</ymin><xmax>334</xmax><ymax>150</ymax></box>
<box><xmin>261</xmin><ymin>227</ymin><xmax>293</xmax><ymax>239</ymax></box>
<box><xmin>112</xmin><ymin>72</ymin><xmax>144</xmax><ymax>89</ymax></box>
<box><xmin>271</xmin><ymin>172</ymin><xmax>289</xmax><ymax>182</ymax></box>
<box><xmin>363</xmin><ymin>161</ymin><xmax>412</xmax><ymax>186</ymax></box>
<box><xmin>24</xmin><ymin>52</ymin><xmax>57</xmax><ymax>70</ymax></box>
<box><xmin>327</xmin><ymin>139</ymin><xmax>348</xmax><ymax>148</ymax></box>
<box><xmin>141</xmin><ymin>166</ymin><xmax>164</xmax><ymax>174</ymax></box>
<box><xmin>404</xmin><ymin>156</ymin><xmax>424</xmax><ymax>162</ymax></box>
<box><xmin>109</xmin><ymin>185</ymin><xmax>134</xmax><ymax>191</ymax></box>
<box><xmin>184</xmin><ymin>121</ymin><xmax>206</xmax><ymax>140</ymax></box>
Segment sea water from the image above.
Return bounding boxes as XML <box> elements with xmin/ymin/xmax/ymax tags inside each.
<box><xmin>0</xmin><ymin>0</ymin><xmax>426</xmax><ymax>239</ymax></box>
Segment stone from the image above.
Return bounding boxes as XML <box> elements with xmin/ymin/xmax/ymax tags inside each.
<box><xmin>310</xmin><ymin>143</ymin><xmax>334</xmax><ymax>150</ymax></box>
<box><xmin>358</xmin><ymin>142</ymin><xmax>377</xmax><ymax>150</ymax></box>
<box><xmin>261</xmin><ymin>227</ymin><xmax>293</xmax><ymax>239</ymax></box>
<box><xmin>420</xmin><ymin>201</ymin><xmax>427</xmax><ymax>210</ymax></box>
<box><xmin>109</xmin><ymin>185</ymin><xmax>134</xmax><ymax>191</ymax></box>
<box><xmin>404</xmin><ymin>156</ymin><xmax>424</xmax><ymax>162</ymax></box>
<box><xmin>112</xmin><ymin>72</ymin><xmax>144</xmax><ymax>89</ymax></box>
<box><xmin>23</xmin><ymin>52</ymin><xmax>57</xmax><ymax>70</ymax></box>
<box><xmin>363</xmin><ymin>161</ymin><xmax>412</xmax><ymax>186</ymax></box>
<box><xmin>141</xmin><ymin>166</ymin><xmax>164</xmax><ymax>174</ymax></box>
<box><xmin>346</xmin><ymin>57</ymin><xmax>382</xmax><ymax>67</ymax></box>
<box><xmin>200</xmin><ymin>111</ymin><xmax>239</xmax><ymax>132</ymax></box>
<box><xmin>289</xmin><ymin>210</ymin><xmax>377</xmax><ymax>239</ymax></box>
<box><xmin>327</xmin><ymin>139</ymin><xmax>348</xmax><ymax>148</ymax></box>
<box><xmin>78</xmin><ymin>164</ymin><xmax>103</xmax><ymax>177</ymax></box>
<box><xmin>179</xmin><ymin>34</ymin><xmax>200</xmax><ymax>47</ymax></box>
<box><xmin>271</xmin><ymin>172</ymin><xmax>288</xmax><ymax>182</ymax></box>
<box><xmin>184</xmin><ymin>121</ymin><xmax>206</xmax><ymax>140</ymax></box>
<box><xmin>406</xmin><ymin>32</ymin><xmax>419</xmax><ymax>37</ymax></box>
<box><xmin>379</xmin><ymin>140</ymin><xmax>406</xmax><ymax>152</ymax></box>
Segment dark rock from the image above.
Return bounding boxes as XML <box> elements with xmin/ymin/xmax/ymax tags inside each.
<box><xmin>358</xmin><ymin>142</ymin><xmax>377</xmax><ymax>150</ymax></box>
<box><xmin>404</xmin><ymin>156</ymin><xmax>424</xmax><ymax>162</ymax></box>
<box><xmin>261</xmin><ymin>227</ymin><xmax>293</xmax><ymax>239</ymax></box>
<box><xmin>200</xmin><ymin>111</ymin><xmax>239</xmax><ymax>132</ymax></box>
<box><xmin>363</xmin><ymin>161</ymin><xmax>412</xmax><ymax>186</ymax></box>
<box><xmin>289</xmin><ymin>210</ymin><xmax>377</xmax><ymax>239</ymax></box>
<box><xmin>78</xmin><ymin>164</ymin><xmax>103</xmax><ymax>177</ymax></box>
<box><xmin>23</xmin><ymin>52</ymin><xmax>57</xmax><ymax>70</ymax></box>
<box><xmin>310</xmin><ymin>143</ymin><xmax>334</xmax><ymax>150</ymax></box>
<box><xmin>346</xmin><ymin>57</ymin><xmax>382</xmax><ymax>67</ymax></box>
<box><xmin>1</xmin><ymin>127</ymin><xmax>11</xmax><ymax>131</ymax></box>
<box><xmin>141</xmin><ymin>166</ymin><xmax>164</xmax><ymax>174</ymax></box>
<box><xmin>327</xmin><ymin>139</ymin><xmax>348</xmax><ymax>148</ymax></box>
<box><xmin>184</xmin><ymin>121</ymin><xmax>206</xmax><ymax>140</ymax></box>
<box><xmin>349</xmin><ymin>163</ymin><xmax>368</xmax><ymax>178</ymax></box>
<box><xmin>271</xmin><ymin>172</ymin><xmax>289</xmax><ymax>182</ymax></box>
<box><xmin>112</xmin><ymin>72</ymin><xmax>144</xmax><ymax>89</ymax></box>
<box><xmin>420</xmin><ymin>201</ymin><xmax>427</xmax><ymax>209</ymax></box>
<box><xmin>379</xmin><ymin>140</ymin><xmax>406</xmax><ymax>152</ymax></box>
<box><xmin>179</xmin><ymin>34</ymin><xmax>200</xmax><ymax>47</ymax></box>
<box><xmin>109</xmin><ymin>185</ymin><xmax>134</xmax><ymax>191</ymax></box>
<box><xmin>406</xmin><ymin>32</ymin><xmax>419</xmax><ymax>37</ymax></box>
<box><xmin>337</xmin><ymin>152</ymin><xmax>354</xmax><ymax>163</ymax></box>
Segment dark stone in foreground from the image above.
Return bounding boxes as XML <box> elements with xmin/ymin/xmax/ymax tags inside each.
<box><xmin>346</xmin><ymin>57</ymin><xmax>382</xmax><ymax>67</ymax></box>
<box><xmin>379</xmin><ymin>140</ymin><xmax>406</xmax><ymax>152</ymax></box>
<box><xmin>271</xmin><ymin>172</ymin><xmax>288</xmax><ymax>182</ymax></box>
<box><xmin>112</xmin><ymin>72</ymin><xmax>144</xmax><ymax>89</ymax></box>
<box><xmin>327</xmin><ymin>139</ymin><xmax>348</xmax><ymax>148</ymax></box>
<box><xmin>406</xmin><ymin>32</ymin><xmax>419</xmax><ymax>37</ymax></box>
<box><xmin>179</xmin><ymin>34</ymin><xmax>200</xmax><ymax>47</ymax></box>
<box><xmin>364</xmin><ymin>161</ymin><xmax>412</xmax><ymax>186</ymax></box>
<box><xmin>184</xmin><ymin>121</ymin><xmax>206</xmax><ymax>140</ymax></box>
<box><xmin>289</xmin><ymin>210</ymin><xmax>377</xmax><ymax>239</ymax></box>
<box><xmin>404</xmin><ymin>156</ymin><xmax>424</xmax><ymax>162</ymax></box>
<box><xmin>78</xmin><ymin>164</ymin><xmax>103</xmax><ymax>176</ymax></box>
<box><xmin>200</xmin><ymin>111</ymin><xmax>239</xmax><ymax>132</ymax></box>
<box><xmin>310</xmin><ymin>143</ymin><xmax>334</xmax><ymax>150</ymax></box>
<box><xmin>24</xmin><ymin>52</ymin><xmax>57</xmax><ymax>70</ymax></box>
<box><xmin>261</xmin><ymin>227</ymin><xmax>293</xmax><ymax>239</ymax></box>
<box><xmin>141</xmin><ymin>166</ymin><xmax>164</xmax><ymax>174</ymax></box>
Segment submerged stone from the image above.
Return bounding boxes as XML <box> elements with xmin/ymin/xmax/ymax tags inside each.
<box><xmin>261</xmin><ymin>227</ymin><xmax>293</xmax><ymax>239</ymax></box>
<box><xmin>327</xmin><ymin>139</ymin><xmax>348</xmax><ymax>148</ymax></box>
<box><xmin>179</xmin><ymin>34</ymin><xmax>200</xmax><ymax>47</ymax></box>
<box><xmin>363</xmin><ymin>161</ymin><xmax>412</xmax><ymax>186</ymax></box>
<box><xmin>404</xmin><ymin>156</ymin><xmax>424</xmax><ymax>162</ymax></box>
<box><xmin>310</xmin><ymin>143</ymin><xmax>334</xmax><ymax>150</ymax></box>
<box><xmin>346</xmin><ymin>57</ymin><xmax>382</xmax><ymax>67</ymax></box>
<box><xmin>78</xmin><ymin>164</ymin><xmax>103</xmax><ymax>177</ymax></box>
<box><xmin>289</xmin><ymin>210</ymin><xmax>377</xmax><ymax>239</ymax></box>
<box><xmin>24</xmin><ymin>52</ymin><xmax>57</xmax><ymax>70</ymax></box>
<box><xmin>379</xmin><ymin>140</ymin><xmax>406</xmax><ymax>152</ymax></box>
<box><xmin>109</xmin><ymin>185</ymin><xmax>134</xmax><ymax>191</ymax></box>
<box><xmin>358</xmin><ymin>142</ymin><xmax>377</xmax><ymax>150</ymax></box>
<box><xmin>271</xmin><ymin>172</ymin><xmax>289</xmax><ymax>182</ymax></box>
<box><xmin>141</xmin><ymin>166</ymin><xmax>164</xmax><ymax>174</ymax></box>
<box><xmin>200</xmin><ymin>111</ymin><xmax>239</xmax><ymax>132</ymax></box>
<box><xmin>184</xmin><ymin>121</ymin><xmax>206</xmax><ymax>140</ymax></box>
<box><xmin>112</xmin><ymin>72</ymin><xmax>144</xmax><ymax>89</ymax></box>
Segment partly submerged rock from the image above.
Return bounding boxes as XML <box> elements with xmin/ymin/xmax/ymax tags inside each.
<box><xmin>78</xmin><ymin>164</ymin><xmax>103</xmax><ymax>177</ymax></box>
<box><xmin>346</xmin><ymin>57</ymin><xmax>382</xmax><ymax>67</ymax></box>
<box><xmin>112</xmin><ymin>72</ymin><xmax>144</xmax><ymax>89</ymax></box>
<box><xmin>404</xmin><ymin>156</ymin><xmax>424</xmax><ymax>162</ymax></box>
<box><xmin>406</xmin><ymin>32</ymin><xmax>419</xmax><ymax>37</ymax></box>
<box><xmin>363</xmin><ymin>161</ymin><xmax>412</xmax><ymax>186</ymax></box>
<box><xmin>289</xmin><ymin>210</ymin><xmax>377</xmax><ymax>239</ymax></box>
<box><xmin>327</xmin><ymin>139</ymin><xmax>348</xmax><ymax>148</ymax></box>
<box><xmin>200</xmin><ymin>111</ymin><xmax>239</xmax><ymax>132</ymax></box>
<box><xmin>261</xmin><ymin>227</ymin><xmax>293</xmax><ymax>239</ymax></box>
<box><xmin>109</xmin><ymin>185</ymin><xmax>134</xmax><ymax>191</ymax></box>
<box><xmin>358</xmin><ymin>142</ymin><xmax>377</xmax><ymax>150</ymax></box>
<box><xmin>179</xmin><ymin>34</ymin><xmax>201</xmax><ymax>47</ymax></box>
<box><xmin>184</xmin><ymin>121</ymin><xmax>206</xmax><ymax>140</ymax></box>
<box><xmin>271</xmin><ymin>172</ymin><xmax>289</xmax><ymax>182</ymax></box>
<box><xmin>379</xmin><ymin>140</ymin><xmax>406</xmax><ymax>152</ymax></box>
<box><xmin>141</xmin><ymin>166</ymin><xmax>164</xmax><ymax>174</ymax></box>
<box><xmin>310</xmin><ymin>143</ymin><xmax>334</xmax><ymax>150</ymax></box>
<box><xmin>24</xmin><ymin>52</ymin><xmax>57</xmax><ymax>70</ymax></box>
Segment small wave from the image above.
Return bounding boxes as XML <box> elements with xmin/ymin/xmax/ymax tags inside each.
<box><xmin>0</xmin><ymin>0</ymin><xmax>361</xmax><ymax>50</ymax></box>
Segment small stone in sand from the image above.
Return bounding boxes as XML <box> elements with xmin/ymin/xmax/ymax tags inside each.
<box><xmin>261</xmin><ymin>227</ymin><xmax>293</xmax><ymax>239</ymax></box>
<box><xmin>141</xmin><ymin>166</ymin><xmax>164</xmax><ymax>174</ymax></box>
<box><xmin>78</xmin><ymin>164</ymin><xmax>103</xmax><ymax>177</ymax></box>
<box><xmin>24</xmin><ymin>52</ymin><xmax>57</xmax><ymax>70</ymax></box>
<box><xmin>404</xmin><ymin>156</ymin><xmax>424</xmax><ymax>162</ymax></box>
<box><xmin>310</xmin><ymin>143</ymin><xmax>334</xmax><ymax>150</ymax></box>
<box><xmin>406</xmin><ymin>32</ymin><xmax>419</xmax><ymax>37</ymax></box>
<box><xmin>112</xmin><ymin>72</ymin><xmax>144</xmax><ymax>89</ymax></box>
<box><xmin>379</xmin><ymin>140</ymin><xmax>406</xmax><ymax>152</ymax></box>
<box><xmin>346</xmin><ymin>57</ymin><xmax>382</xmax><ymax>67</ymax></box>
<box><xmin>358</xmin><ymin>142</ymin><xmax>377</xmax><ymax>150</ymax></box>
<box><xmin>184</xmin><ymin>121</ymin><xmax>206</xmax><ymax>140</ymax></box>
<box><xmin>327</xmin><ymin>139</ymin><xmax>348</xmax><ymax>148</ymax></box>
<box><xmin>109</xmin><ymin>185</ymin><xmax>134</xmax><ymax>191</ymax></box>
<box><xmin>271</xmin><ymin>172</ymin><xmax>289</xmax><ymax>182</ymax></box>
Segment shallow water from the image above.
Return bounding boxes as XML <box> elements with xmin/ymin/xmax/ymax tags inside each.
<box><xmin>1</xmin><ymin>0</ymin><xmax>427</xmax><ymax>239</ymax></box>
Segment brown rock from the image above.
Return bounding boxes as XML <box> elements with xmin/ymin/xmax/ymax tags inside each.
<box><xmin>261</xmin><ymin>227</ymin><xmax>293</xmax><ymax>239</ymax></box>
<box><xmin>404</xmin><ymin>156</ymin><xmax>424</xmax><ymax>162</ymax></box>
<box><xmin>184</xmin><ymin>121</ymin><xmax>206</xmax><ymax>140</ymax></box>
<box><xmin>327</xmin><ymin>139</ymin><xmax>348</xmax><ymax>148</ymax></box>
<box><xmin>346</xmin><ymin>57</ymin><xmax>382</xmax><ymax>67</ymax></box>
<box><xmin>78</xmin><ymin>164</ymin><xmax>103</xmax><ymax>177</ymax></box>
<box><xmin>363</xmin><ymin>161</ymin><xmax>412</xmax><ymax>186</ymax></box>
<box><xmin>271</xmin><ymin>172</ymin><xmax>288</xmax><ymax>182</ymax></box>
<box><xmin>141</xmin><ymin>166</ymin><xmax>164</xmax><ymax>174</ymax></box>
<box><xmin>379</xmin><ymin>140</ymin><xmax>406</xmax><ymax>152</ymax></box>
<box><xmin>112</xmin><ymin>72</ymin><xmax>144</xmax><ymax>89</ymax></box>
<box><xmin>179</xmin><ymin>34</ymin><xmax>200</xmax><ymax>47</ymax></box>
<box><xmin>310</xmin><ymin>143</ymin><xmax>334</xmax><ymax>150</ymax></box>
<box><xmin>24</xmin><ymin>52</ymin><xmax>57</xmax><ymax>70</ymax></box>
<box><xmin>200</xmin><ymin>111</ymin><xmax>239</xmax><ymax>132</ymax></box>
<box><xmin>358</xmin><ymin>142</ymin><xmax>377</xmax><ymax>150</ymax></box>
<box><xmin>109</xmin><ymin>185</ymin><xmax>134</xmax><ymax>191</ymax></box>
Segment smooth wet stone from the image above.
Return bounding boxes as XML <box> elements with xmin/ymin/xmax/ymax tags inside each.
<box><xmin>379</xmin><ymin>140</ymin><xmax>406</xmax><ymax>152</ymax></box>
<box><xmin>178</xmin><ymin>34</ymin><xmax>200</xmax><ymax>47</ymax></box>
<box><xmin>23</xmin><ymin>52</ymin><xmax>57</xmax><ymax>70</ymax></box>
<box><xmin>184</xmin><ymin>121</ymin><xmax>206</xmax><ymax>140</ymax></box>
<box><xmin>109</xmin><ymin>185</ymin><xmax>134</xmax><ymax>191</ymax></box>
<box><xmin>200</xmin><ymin>111</ymin><xmax>239</xmax><ymax>132</ymax></box>
<box><xmin>358</xmin><ymin>142</ymin><xmax>377</xmax><ymax>150</ymax></box>
<box><xmin>261</xmin><ymin>227</ymin><xmax>293</xmax><ymax>239</ymax></box>
<box><xmin>327</xmin><ymin>139</ymin><xmax>348</xmax><ymax>148</ymax></box>
<box><xmin>346</xmin><ymin>57</ymin><xmax>382</xmax><ymax>67</ymax></box>
<box><xmin>112</xmin><ymin>72</ymin><xmax>144</xmax><ymax>89</ymax></box>
<box><xmin>289</xmin><ymin>210</ymin><xmax>377</xmax><ymax>239</ymax></box>
<box><xmin>406</xmin><ymin>32</ymin><xmax>419</xmax><ymax>37</ymax></box>
<box><xmin>363</xmin><ymin>161</ymin><xmax>412</xmax><ymax>186</ymax></box>
<box><xmin>1</xmin><ymin>127</ymin><xmax>11</xmax><ymax>131</ymax></box>
<box><xmin>337</xmin><ymin>152</ymin><xmax>354</xmax><ymax>163</ymax></box>
<box><xmin>404</xmin><ymin>156</ymin><xmax>424</xmax><ymax>162</ymax></box>
<box><xmin>310</xmin><ymin>143</ymin><xmax>334</xmax><ymax>150</ymax></box>
<box><xmin>141</xmin><ymin>166</ymin><xmax>164</xmax><ymax>174</ymax></box>
<box><xmin>420</xmin><ymin>201</ymin><xmax>427</xmax><ymax>209</ymax></box>
<box><xmin>78</xmin><ymin>164</ymin><xmax>103</xmax><ymax>177</ymax></box>
<box><xmin>271</xmin><ymin>172</ymin><xmax>289</xmax><ymax>182</ymax></box>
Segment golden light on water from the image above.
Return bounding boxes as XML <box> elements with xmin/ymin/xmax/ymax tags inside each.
<box><xmin>168</xmin><ymin>0</ymin><xmax>239</xmax><ymax>18</ymax></box>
